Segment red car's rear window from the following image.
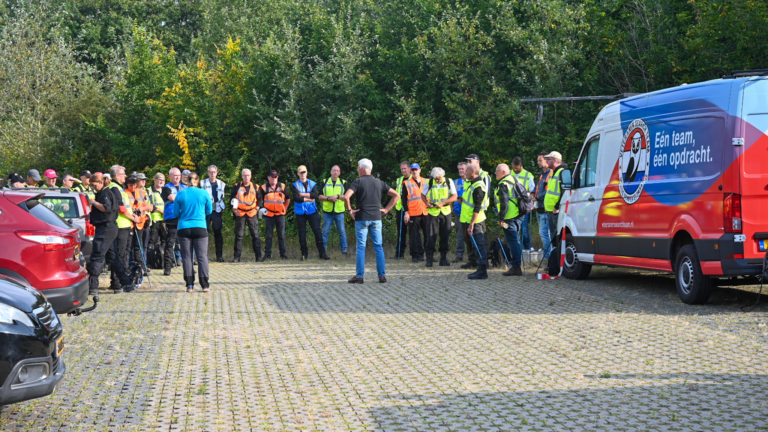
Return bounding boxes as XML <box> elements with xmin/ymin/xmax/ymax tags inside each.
<box><xmin>20</xmin><ymin>199</ymin><xmax>72</xmax><ymax>230</ymax></box>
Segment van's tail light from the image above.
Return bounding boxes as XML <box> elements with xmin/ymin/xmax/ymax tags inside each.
<box><xmin>85</xmin><ymin>220</ymin><xmax>95</xmax><ymax>238</ymax></box>
<box><xmin>78</xmin><ymin>193</ymin><xmax>91</xmax><ymax>216</ymax></box>
<box><xmin>723</xmin><ymin>193</ymin><xmax>742</xmax><ymax>233</ymax></box>
<box><xmin>15</xmin><ymin>231</ymin><xmax>77</xmax><ymax>251</ymax></box>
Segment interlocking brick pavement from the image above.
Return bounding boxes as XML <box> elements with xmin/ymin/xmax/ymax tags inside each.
<box><xmin>1</xmin><ymin>259</ymin><xmax>767</xmax><ymax>431</ymax></box>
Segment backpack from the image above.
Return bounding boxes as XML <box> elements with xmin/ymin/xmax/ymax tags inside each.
<box><xmin>488</xmin><ymin>237</ymin><xmax>513</xmax><ymax>269</ymax></box>
<box><xmin>147</xmin><ymin>241</ymin><xmax>164</xmax><ymax>270</ymax></box>
<box><xmin>510</xmin><ymin>176</ymin><xmax>534</xmax><ymax>216</ymax></box>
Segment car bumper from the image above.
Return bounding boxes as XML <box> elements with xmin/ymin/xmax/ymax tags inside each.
<box><xmin>41</xmin><ymin>277</ymin><xmax>89</xmax><ymax>315</ymax></box>
<box><xmin>0</xmin><ymin>356</ymin><xmax>66</xmax><ymax>406</ymax></box>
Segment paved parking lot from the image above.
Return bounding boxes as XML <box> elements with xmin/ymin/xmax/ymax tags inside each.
<box><xmin>2</xmin><ymin>258</ymin><xmax>768</xmax><ymax>431</ymax></box>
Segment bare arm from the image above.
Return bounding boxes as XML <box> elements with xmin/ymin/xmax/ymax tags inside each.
<box><xmin>382</xmin><ymin>188</ymin><xmax>399</xmax><ymax>214</ymax></box>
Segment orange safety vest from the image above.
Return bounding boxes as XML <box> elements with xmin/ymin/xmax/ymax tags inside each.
<box><xmin>405</xmin><ymin>177</ymin><xmax>427</xmax><ymax>216</ymax></box>
<box><xmin>129</xmin><ymin>188</ymin><xmax>151</xmax><ymax>230</ymax></box>
<box><xmin>235</xmin><ymin>183</ymin><xmax>258</xmax><ymax>217</ymax></box>
<box><xmin>260</xmin><ymin>183</ymin><xmax>287</xmax><ymax>217</ymax></box>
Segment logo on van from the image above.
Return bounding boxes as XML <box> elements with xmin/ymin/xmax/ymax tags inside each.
<box><xmin>619</xmin><ymin>118</ymin><xmax>650</xmax><ymax>204</ymax></box>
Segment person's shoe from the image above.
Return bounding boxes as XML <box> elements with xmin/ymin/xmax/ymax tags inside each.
<box><xmin>502</xmin><ymin>266</ymin><xmax>523</xmax><ymax>276</ymax></box>
<box><xmin>301</xmin><ymin>255</ymin><xmax>308</xmax><ymax>261</ymax></box>
<box><xmin>348</xmin><ymin>276</ymin><xmax>364</xmax><ymax>284</ymax></box>
<box><xmin>439</xmin><ymin>257</ymin><xmax>451</xmax><ymax>267</ymax></box>
<box><xmin>460</xmin><ymin>262</ymin><xmax>477</xmax><ymax>269</ymax></box>
<box><xmin>255</xmin><ymin>255</ymin><xmax>262</xmax><ymax>262</ymax></box>
<box><xmin>425</xmin><ymin>255</ymin><xmax>433</xmax><ymax>267</ymax></box>
<box><xmin>217</xmin><ymin>256</ymin><xmax>224</xmax><ymax>263</ymax></box>
<box><xmin>378</xmin><ymin>276</ymin><xmax>387</xmax><ymax>283</ymax></box>
<box><xmin>113</xmin><ymin>288</ymin><xmax>122</xmax><ymax>294</ymax></box>
<box><xmin>281</xmin><ymin>256</ymin><xmax>289</xmax><ymax>260</ymax></box>
<box><xmin>468</xmin><ymin>265</ymin><xmax>488</xmax><ymax>280</ymax></box>
<box><xmin>320</xmin><ymin>254</ymin><xmax>331</xmax><ymax>260</ymax></box>
<box><xmin>259</xmin><ymin>256</ymin><xmax>270</xmax><ymax>262</ymax></box>
<box><xmin>411</xmin><ymin>257</ymin><xmax>420</xmax><ymax>263</ymax></box>
<box><xmin>233</xmin><ymin>257</ymin><xmax>241</xmax><ymax>263</ymax></box>
<box><xmin>452</xmin><ymin>256</ymin><xmax>463</xmax><ymax>263</ymax></box>
<box><xmin>122</xmin><ymin>284</ymin><xmax>136</xmax><ymax>293</ymax></box>
<box><xmin>192</xmin><ymin>260</ymin><xmax>197</xmax><ymax>266</ymax></box>
<box><xmin>186</xmin><ymin>285</ymin><xmax>195</xmax><ymax>293</ymax></box>
<box><xmin>202</xmin><ymin>287</ymin><xmax>210</xmax><ymax>293</ymax></box>
<box><xmin>176</xmin><ymin>260</ymin><xmax>182</xmax><ymax>267</ymax></box>
<box><xmin>163</xmin><ymin>268</ymin><xmax>171</xmax><ymax>276</ymax></box>
<box><xmin>342</xmin><ymin>252</ymin><xmax>348</xmax><ymax>258</ymax></box>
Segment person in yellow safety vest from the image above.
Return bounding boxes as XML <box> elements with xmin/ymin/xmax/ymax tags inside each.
<box><xmin>511</xmin><ymin>156</ymin><xmax>535</xmax><ymax>252</ymax></box>
<box><xmin>421</xmin><ymin>167</ymin><xmax>458</xmax><ymax>268</ymax></box>
<box><xmin>129</xmin><ymin>172</ymin><xmax>153</xmax><ymax>267</ymax></box>
<box><xmin>257</xmin><ymin>170</ymin><xmax>290</xmax><ymax>261</ymax></box>
<box><xmin>464</xmin><ymin>154</ymin><xmax>491</xmax><ymax>210</ymax></box>
<box><xmin>318</xmin><ymin>165</ymin><xmax>348</xmax><ymax>256</ymax></box>
<box><xmin>401</xmin><ymin>163</ymin><xmax>429</xmax><ymax>263</ymax></box>
<box><xmin>25</xmin><ymin>169</ymin><xmax>41</xmax><ymax>187</ymax></box>
<box><xmin>40</xmin><ymin>169</ymin><xmax>71</xmax><ymax>217</ymax></box>
<box><xmin>460</xmin><ymin>164</ymin><xmax>489</xmax><ymax>279</ymax></box>
<box><xmin>147</xmin><ymin>172</ymin><xmax>166</xmax><ymax>261</ymax></box>
<box><xmin>231</xmin><ymin>168</ymin><xmax>262</xmax><ymax>263</ymax></box>
<box><xmin>495</xmin><ymin>163</ymin><xmax>524</xmax><ymax>277</ymax></box>
<box><xmin>393</xmin><ymin>161</ymin><xmax>411</xmax><ymax>259</ymax></box>
<box><xmin>543</xmin><ymin>151</ymin><xmax>571</xmax><ymax>247</ymax></box>
<box><xmin>73</xmin><ymin>170</ymin><xmax>96</xmax><ymax>201</ymax></box>
<box><xmin>107</xmin><ymin>165</ymin><xmax>140</xmax><ymax>293</ymax></box>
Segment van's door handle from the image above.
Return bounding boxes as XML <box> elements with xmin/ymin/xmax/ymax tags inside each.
<box><xmin>588</xmin><ymin>196</ymin><xmax>595</xmax><ymax>202</ymax></box>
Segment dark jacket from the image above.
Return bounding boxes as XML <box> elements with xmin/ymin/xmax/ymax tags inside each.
<box><xmin>90</xmin><ymin>187</ymin><xmax>117</xmax><ymax>226</ymax></box>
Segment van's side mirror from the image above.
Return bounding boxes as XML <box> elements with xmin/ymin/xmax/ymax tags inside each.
<box><xmin>561</xmin><ymin>170</ymin><xmax>573</xmax><ymax>190</ymax></box>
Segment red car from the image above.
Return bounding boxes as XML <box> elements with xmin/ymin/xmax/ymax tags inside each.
<box><xmin>0</xmin><ymin>191</ymin><xmax>88</xmax><ymax>314</ymax></box>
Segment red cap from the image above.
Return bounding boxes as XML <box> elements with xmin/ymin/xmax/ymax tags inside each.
<box><xmin>44</xmin><ymin>169</ymin><xmax>58</xmax><ymax>179</ymax></box>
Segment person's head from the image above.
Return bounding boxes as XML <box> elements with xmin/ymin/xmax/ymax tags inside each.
<box><xmin>26</xmin><ymin>169</ymin><xmax>41</xmax><ymax>186</ymax></box>
<box><xmin>44</xmin><ymin>169</ymin><xmax>58</xmax><ymax>187</ymax></box>
<box><xmin>110</xmin><ymin>165</ymin><xmax>126</xmax><ymax>185</ymax></box>
<box><xmin>267</xmin><ymin>170</ymin><xmax>279</xmax><ymax>186</ymax></box>
<box><xmin>409</xmin><ymin>163</ymin><xmax>421</xmax><ymax>178</ymax></box>
<box><xmin>80</xmin><ymin>170</ymin><xmax>92</xmax><ymax>186</ymax></box>
<box><xmin>537</xmin><ymin>152</ymin><xmax>549</xmax><ymax>170</ymax></box>
<box><xmin>181</xmin><ymin>169</ymin><xmax>191</xmax><ymax>185</ymax></box>
<box><xmin>62</xmin><ymin>174</ymin><xmax>76</xmax><ymax>189</ymax></box>
<box><xmin>495</xmin><ymin>163</ymin><xmax>511</xmax><ymax>180</ymax></box>
<box><xmin>297</xmin><ymin>165</ymin><xmax>308</xmax><ymax>182</ymax></box>
<box><xmin>457</xmin><ymin>162</ymin><xmax>467</xmax><ymax>179</ymax></box>
<box><xmin>465</xmin><ymin>154</ymin><xmax>481</xmax><ymax>170</ymax></box>
<box><xmin>207</xmin><ymin>165</ymin><xmax>218</xmax><ymax>181</ymax></box>
<box><xmin>241</xmin><ymin>168</ymin><xmax>252</xmax><ymax>185</ymax></box>
<box><xmin>168</xmin><ymin>167</ymin><xmax>181</xmax><ymax>185</ymax></box>
<box><xmin>430</xmin><ymin>167</ymin><xmax>445</xmax><ymax>182</ymax></box>
<box><xmin>125</xmin><ymin>175</ymin><xmax>138</xmax><ymax>191</ymax></box>
<box><xmin>465</xmin><ymin>164</ymin><xmax>477</xmax><ymax>180</ymax></box>
<box><xmin>135</xmin><ymin>173</ymin><xmax>147</xmax><ymax>189</ymax></box>
<box><xmin>399</xmin><ymin>161</ymin><xmax>410</xmax><ymax>177</ymax></box>
<box><xmin>90</xmin><ymin>173</ymin><xmax>105</xmax><ymax>192</ymax></box>
<box><xmin>544</xmin><ymin>151</ymin><xmax>562</xmax><ymax>169</ymax></box>
<box><xmin>358</xmin><ymin>158</ymin><xmax>373</xmax><ymax>176</ymax></box>
<box><xmin>8</xmin><ymin>173</ymin><xmax>25</xmax><ymax>188</ymax></box>
<box><xmin>189</xmin><ymin>172</ymin><xmax>200</xmax><ymax>187</ymax></box>
<box><xmin>511</xmin><ymin>157</ymin><xmax>523</xmax><ymax>174</ymax></box>
<box><xmin>154</xmin><ymin>173</ymin><xmax>166</xmax><ymax>189</ymax></box>
<box><xmin>330</xmin><ymin>165</ymin><xmax>340</xmax><ymax>180</ymax></box>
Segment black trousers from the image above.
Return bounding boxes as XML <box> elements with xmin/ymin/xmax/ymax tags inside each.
<box><xmin>206</xmin><ymin>211</ymin><xmax>224</xmax><ymax>259</ymax></box>
<box><xmin>234</xmin><ymin>215</ymin><xmax>261</xmax><ymax>259</ymax></box>
<box><xmin>425</xmin><ymin>213</ymin><xmax>451</xmax><ymax>256</ymax></box>
<box><xmin>131</xmin><ymin>227</ymin><xmax>149</xmax><ymax>266</ymax></box>
<box><xmin>463</xmin><ymin>220</ymin><xmax>488</xmax><ymax>266</ymax></box>
<box><xmin>264</xmin><ymin>215</ymin><xmax>287</xmax><ymax>258</ymax></box>
<box><xmin>395</xmin><ymin>209</ymin><xmax>408</xmax><ymax>258</ymax></box>
<box><xmin>150</xmin><ymin>221</ymin><xmax>166</xmax><ymax>250</ymax></box>
<box><xmin>547</xmin><ymin>212</ymin><xmax>559</xmax><ymax>245</ymax></box>
<box><xmin>110</xmin><ymin>227</ymin><xmax>132</xmax><ymax>289</ymax></box>
<box><xmin>296</xmin><ymin>212</ymin><xmax>325</xmax><ymax>258</ymax></box>
<box><xmin>408</xmin><ymin>214</ymin><xmax>427</xmax><ymax>258</ymax></box>
<box><xmin>89</xmin><ymin>223</ymin><xmax>130</xmax><ymax>290</ymax></box>
<box><xmin>164</xmin><ymin>222</ymin><xmax>178</xmax><ymax>270</ymax></box>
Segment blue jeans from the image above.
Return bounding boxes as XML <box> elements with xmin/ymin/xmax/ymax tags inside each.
<box><xmin>355</xmin><ymin>220</ymin><xmax>386</xmax><ymax>279</ymax></box>
<box><xmin>537</xmin><ymin>212</ymin><xmax>552</xmax><ymax>259</ymax></box>
<box><xmin>502</xmin><ymin>218</ymin><xmax>523</xmax><ymax>269</ymax></box>
<box><xmin>520</xmin><ymin>213</ymin><xmax>531</xmax><ymax>250</ymax></box>
<box><xmin>322</xmin><ymin>213</ymin><xmax>348</xmax><ymax>252</ymax></box>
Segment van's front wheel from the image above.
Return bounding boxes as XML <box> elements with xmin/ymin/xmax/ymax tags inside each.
<box><xmin>562</xmin><ymin>234</ymin><xmax>592</xmax><ymax>280</ymax></box>
<box><xmin>675</xmin><ymin>244</ymin><xmax>713</xmax><ymax>304</ymax></box>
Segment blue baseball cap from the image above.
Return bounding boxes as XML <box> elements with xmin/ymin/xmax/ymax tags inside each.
<box><xmin>410</xmin><ymin>163</ymin><xmax>421</xmax><ymax>170</ymax></box>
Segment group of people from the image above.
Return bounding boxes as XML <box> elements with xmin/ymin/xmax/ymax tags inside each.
<box><xmin>4</xmin><ymin>150</ymin><xmax>570</xmax><ymax>290</ymax></box>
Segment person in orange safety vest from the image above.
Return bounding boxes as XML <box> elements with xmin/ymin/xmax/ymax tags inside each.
<box><xmin>231</xmin><ymin>168</ymin><xmax>261</xmax><ymax>262</ymax></box>
<box><xmin>257</xmin><ymin>170</ymin><xmax>290</xmax><ymax>261</ymax></box>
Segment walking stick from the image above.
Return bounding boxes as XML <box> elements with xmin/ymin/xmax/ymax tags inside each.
<box><xmin>470</xmin><ymin>232</ymin><xmax>484</xmax><ymax>261</ymax></box>
<box><xmin>134</xmin><ymin>229</ymin><xmax>153</xmax><ymax>289</ymax></box>
<box><xmin>538</xmin><ymin>199</ymin><xmax>570</xmax><ymax>280</ymax></box>
<box><xmin>497</xmin><ymin>237</ymin><xmax>511</xmax><ymax>269</ymax></box>
<box><xmin>397</xmin><ymin>209</ymin><xmax>404</xmax><ymax>259</ymax></box>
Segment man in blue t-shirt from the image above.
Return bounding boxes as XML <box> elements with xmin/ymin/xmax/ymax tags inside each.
<box><xmin>452</xmin><ymin>162</ymin><xmax>467</xmax><ymax>262</ymax></box>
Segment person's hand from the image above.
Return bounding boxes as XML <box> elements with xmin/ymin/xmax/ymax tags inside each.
<box><xmin>404</xmin><ymin>213</ymin><xmax>410</xmax><ymax>224</ymax></box>
<box><xmin>339</xmin><ymin>195</ymin><xmax>347</xmax><ymax>202</ymax></box>
<box><xmin>554</xmin><ymin>209</ymin><xmax>559</xmax><ymax>214</ymax></box>
<box><xmin>468</xmin><ymin>222</ymin><xmax>475</xmax><ymax>235</ymax></box>
<box><xmin>132</xmin><ymin>215</ymin><xmax>140</xmax><ymax>223</ymax></box>
<box><xmin>329</xmin><ymin>196</ymin><xmax>337</xmax><ymax>203</ymax></box>
<box><xmin>350</xmin><ymin>209</ymin><xmax>358</xmax><ymax>220</ymax></box>
<box><xmin>498</xmin><ymin>221</ymin><xmax>505</xmax><ymax>228</ymax></box>
<box><xmin>435</xmin><ymin>202</ymin><xmax>443</xmax><ymax>208</ymax></box>
<box><xmin>381</xmin><ymin>208</ymin><xmax>389</xmax><ymax>215</ymax></box>
<box><xmin>88</xmin><ymin>198</ymin><xmax>95</xmax><ymax>205</ymax></box>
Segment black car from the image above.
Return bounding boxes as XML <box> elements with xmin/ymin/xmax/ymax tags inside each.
<box><xmin>0</xmin><ymin>275</ymin><xmax>66</xmax><ymax>406</ymax></box>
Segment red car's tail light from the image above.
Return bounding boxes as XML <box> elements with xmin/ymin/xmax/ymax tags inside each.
<box><xmin>15</xmin><ymin>231</ymin><xmax>76</xmax><ymax>251</ymax></box>
<box><xmin>723</xmin><ymin>193</ymin><xmax>742</xmax><ymax>233</ymax></box>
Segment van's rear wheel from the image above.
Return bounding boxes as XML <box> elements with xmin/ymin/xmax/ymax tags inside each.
<box><xmin>562</xmin><ymin>234</ymin><xmax>592</xmax><ymax>280</ymax></box>
<box><xmin>675</xmin><ymin>244</ymin><xmax>713</xmax><ymax>304</ymax></box>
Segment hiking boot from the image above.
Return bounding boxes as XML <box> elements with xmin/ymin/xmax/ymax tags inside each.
<box><xmin>122</xmin><ymin>284</ymin><xmax>136</xmax><ymax>293</ymax></box>
<box><xmin>439</xmin><ymin>257</ymin><xmax>451</xmax><ymax>266</ymax></box>
<box><xmin>163</xmin><ymin>268</ymin><xmax>171</xmax><ymax>276</ymax></box>
<box><xmin>502</xmin><ymin>266</ymin><xmax>523</xmax><ymax>276</ymax></box>
<box><xmin>217</xmin><ymin>256</ymin><xmax>224</xmax><ymax>263</ymax></box>
<box><xmin>411</xmin><ymin>257</ymin><xmax>420</xmax><ymax>263</ymax></box>
<box><xmin>320</xmin><ymin>254</ymin><xmax>331</xmax><ymax>260</ymax></box>
<box><xmin>468</xmin><ymin>265</ymin><xmax>488</xmax><ymax>280</ymax></box>
<box><xmin>425</xmin><ymin>255</ymin><xmax>434</xmax><ymax>267</ymax></box>
<box><xmin>452</xmin><ymin>256</ymin><xmax>464</xmax><ymax>263</ymax></box>
<box><xmin>233</xmin><ymin>257</ymin><xmax>241</xmax><ymax>263</ymax></box>
<box><xmin>348</xmin><ymin>276</ymin><xmax>364</xmax><ymax>284</ymax></box>
<box><xmin>259</xmin><ymin>256</ymin><xmax>270</xmax><ymax>262</ymax></box>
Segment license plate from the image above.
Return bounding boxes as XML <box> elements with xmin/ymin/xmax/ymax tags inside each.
<box><xmin>760</xmin><ymin>240</ymin><xmax>767</xmax><ymax>252</ymax></box>
<box><xmin>56</xmin><ymin>336</ymin><xmax>64</xmax><ymax>357</ymax></box>
<box><xmin>74</xmin><ymin>245</ymin><xmax>80</xmax><ymax>260</ymax></box>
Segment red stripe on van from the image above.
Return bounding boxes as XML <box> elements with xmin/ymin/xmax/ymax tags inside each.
<box><xmin>593</xmin><ymin>255</ymin><xmax>673</xmax><ymax>272</ymax></box>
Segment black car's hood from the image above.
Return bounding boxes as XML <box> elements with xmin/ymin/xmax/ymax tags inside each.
<box><xmin>0</xmin><ymin>275</ymin><xmax>47</xmax><ymax>313</ymax></box>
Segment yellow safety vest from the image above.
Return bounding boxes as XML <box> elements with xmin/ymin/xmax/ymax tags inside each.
<box><xmin>322</xmin><ymin>178</ymin><xmax>347</xmax><ymax>213</ymax></box>
<box><xmin>426</xmin><ymin>178</ymin><xmax>453</xmax><ymax>217</ymax></box>
<box><xmin>394</xmin><ymin>175</ymin><xmax>409</xmax><ymax>211</ymax></box>
<box><xmin>108</xmin><ymin>183</ymin><xmax>133</xmax><ymax>229</ymax></box>
<box><xmin>495</xmin><ymin>175</ymin><xmax>520</xmax><ymax>220</ymax></box>
<box><xmin>147</xmin><ymin>187</ymin><xmax>165</xmax><ymax>222</ymax></box>
<box><xmin>478</xmin><ymin>170</ymin><xmax>491</xmax><ymax>209</ymax></box>
<box><xmin>460</xmin><ymin>178</ymin><xmax>487</xmax><ymax>224</ymax></box>
<box><xmin>544</xmin><ymin>168</ymin><xmax>564</xmax><ymax>212</ymax></box>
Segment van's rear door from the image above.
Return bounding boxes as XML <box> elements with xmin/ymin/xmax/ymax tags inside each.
<box><xmin>740</xmin><ymin>78</ymin><xmax>768</xmax><ymax>261</ymax></box>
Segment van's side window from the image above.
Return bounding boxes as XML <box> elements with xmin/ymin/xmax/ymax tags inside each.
<box><xmin>577</xmin><ymin>136</ymin><xmax>599</xmax><ymax>188</ymax></box>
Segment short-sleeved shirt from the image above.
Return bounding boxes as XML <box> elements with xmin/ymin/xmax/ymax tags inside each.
<box><xmin>422</xmin><ymin>178</ymin><xmax>457</xmax><ymax>197</ymax></box>
<box><xmin>349</xmin><ymin>175</ymin><xmax>391</xmax><ymax>221</ymax></box>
